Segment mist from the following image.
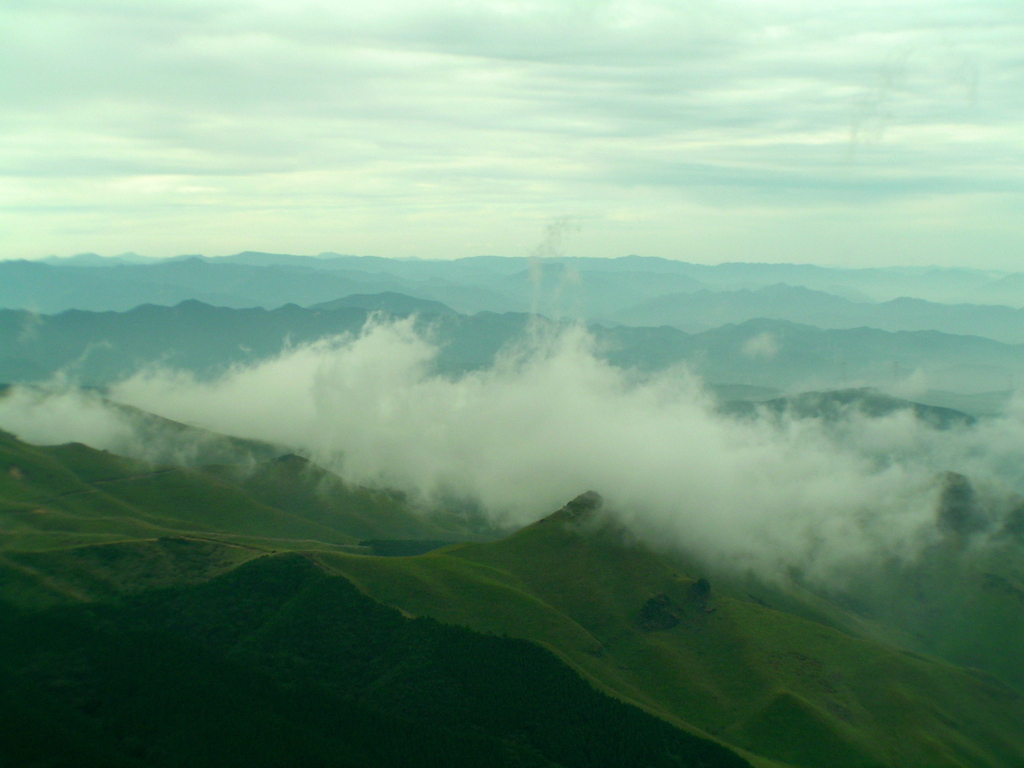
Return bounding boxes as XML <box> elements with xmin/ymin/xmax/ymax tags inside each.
<box><xmin>4</xmin><ymin>316</ymin><xmax>1024</xmax><ymax>578</ymax></box>
<box><xmin>0</xmin><ymin>384</ymin><xmax>272</xmax><ymax>469</ymax></box>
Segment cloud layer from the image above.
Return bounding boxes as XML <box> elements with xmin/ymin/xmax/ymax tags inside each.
<box><xmin>2</xmin><ymin>0</ymin><xmax>1022</xmax><ymax>265</ymax></box>
<box><xmin>6</xmin><ymin>318</ymin><xmax>1024</xmax><ymax>578</ymax></box>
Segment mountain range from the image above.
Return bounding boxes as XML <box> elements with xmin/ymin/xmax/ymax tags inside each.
<box><xmin>2</xmin><ymin>296</ymin><xmax>1022</xmax><ymax>402</ymax></box>
<box><xmin>608</xmin><ymin>284</ymin><xmax>1024</xmax><ymax>344</ymax></box>
<box><xmin>6</xmin><ymin>255</ymin><xmax>1024</xmax><ymax>343</ymax></box>
<box><xmin>3</xmin><ymin>253</ymin><xmax>1024</xmax><ymax>767</ymax></box>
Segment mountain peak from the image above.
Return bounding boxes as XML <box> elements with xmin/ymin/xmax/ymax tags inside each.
<box><xmin>537</xmin><ymin>491</ymin><xmax>604</xmax><ymax>526</ymax></box>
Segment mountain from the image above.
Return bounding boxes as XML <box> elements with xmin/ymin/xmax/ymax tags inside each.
<box><xmin>0</xmin><ymin>300</ymin><xmax>375</xmax><ymax>383</ymax></box>
<box><xmin>611</xmin><ymin>284</ymin><xmax>1024</xmax><ymax>344</ymax></box>
<box><xmin>0</xmin><ymin>428</ymin><xmax>752</xmax><ymax>767</ymax></box>
<box><xmin>0</xmin><ymin>255</ymin><xmax>707</xmax><ymax>317</ymax></box>
<box><xmin>0</xmin><ymin>258</ymin><xmax>416</xmax><ymax>313</ymax></box>
<box><xmin>311</xmin><ymin>291</ymin><xmax>458</xmax><ymax>315</ymax></box>
<box><xmin>39</xmin><ymin>251</ymin><xmax>160</xmax><ymax>266</ymax></box>
<box><xmin>0</xmin><ymin>552</ymin><xmax>748</xmax><ymax>768</ymax></box>
<box><xmin>596</xmin><ymin>318</ymin><xmax>1024</xmax><ymax>396</ymax></box>
<box><xmin>201</xmin><ymin>254</ymin><xmax>1024</xmax><ymax>306</ymax></box>
<box><xmin>0</xmin><ymin>424</ymin><xmax>466</xmax><ymax>560</ymax></box>
<box><xmin>4</xmin><ymin>300</ymin><xmax>1024</xmax><ymax>399</ymax></box>
<box><xmin>6</xmin><ymin>252</ymin><xmax>1024</xmax><ymax>767</ymax></box>
<box><xmin>976</xmin><ymin>273</ymin><xmax>1024</xmax><ymax>307</ymax></box>
<box><xmin>319</xmin><ymin>492</ymin><xmax>1024</xmax><ymax>768</ymax></box>
<box><xmin>718</xmin><ymin>388</ymin><xmax>976</xmax><ymax>429</ymax></box>
<box><xmin>9</xmin><ymin>254</ymin><xmax>1024</xmax><ymax>321</ymax></box>
<box><xmin>3</xmin><ymin>417</ymin><xmax>1024</xmax><ymax>767</ymax></box>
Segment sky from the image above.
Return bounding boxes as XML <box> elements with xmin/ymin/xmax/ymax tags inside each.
<box><xmin>1</xmin><ymin>0</ymin><xmax>1022</xmax><ymax>267</ymax></box>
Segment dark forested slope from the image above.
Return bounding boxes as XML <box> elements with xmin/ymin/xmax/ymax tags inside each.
<box><xmin>0</xmin><ymin>553</ymin><xmax>750</xmax><ymax>768</ymax></box>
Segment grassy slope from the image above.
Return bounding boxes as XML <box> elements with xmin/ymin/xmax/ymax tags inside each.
<box><xmin>205</xmin><ymin>453</ymin><xmax>464</xmax><ymax>542</ymax></box>
<box><xmin>0</xmin><ymin>552</ymin><xmax>752</xmax><ymax>768</ymax></box>
<box><xmin>317</xmin><ymin>502</ymin><xmax>1024</xmax><ymax>768</ymax></box>
<box><xmin>804</xmin><ymin>537</ymin><xmax>1024</xmax><ymax>695</ymax></box>
<box><xmin>0</xmin><ymin>426</ymin><xmax>470</xmax><ymax>610</ymax></box>
<box><xmin>0</xmin><ymin>427</ymin><xmax>462</xmax><ymax>554</ymax></box>
<box><xmin>4</xmin><ymin>425</ymin><xmax>1024</xmax><ymax>768</ymax></box>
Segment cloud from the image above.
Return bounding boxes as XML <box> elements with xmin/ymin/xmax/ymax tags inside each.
<box><xmin>4</xmin><ymin>317</ymin><xmax>1021</xmax><ymax>580</ymax></box>
<box><xmin>1</xmin><ymin>0</ymin><xmax>1021</xmax><ymax>265</ymax></box>
<box><xmin>0</xmin><ymin>385</ymin><xmax>139</xmax><ymax>450</ymax></box>
<box><xmin>0</xmin><ymin>384</ymin><xmax>268</xmax><ymax>468</ymax></box>
<box><xmin>742</xmin><ymin>330</ymin><xmax>780</xmax><ymax>358</ymax></box>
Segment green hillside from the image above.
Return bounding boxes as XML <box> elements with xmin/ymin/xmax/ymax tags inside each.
<box><xmin>3</xmin><ymin>424</ymin><xmax>1024</xmax><ymax>767</ymax></box>
<box><xmin>0</xmin><ymin>551</ymin><xmax>750</xmax><ymax>768</ymax></box>
<box><xmin>0</xmin><ymin>426</ymin><xmax>464</xmax><ymax>560</ymax></box>
<box><xmin>318</xmin><ymin>493</ymin><xmax>1024</xmax><ymax>768</ymax></box>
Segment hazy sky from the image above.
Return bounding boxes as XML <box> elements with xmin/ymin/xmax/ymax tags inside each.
<box><xmin>2</xmin><ymin>0</ymin><xmax>1022</xmax><ymax>266</ymax></box>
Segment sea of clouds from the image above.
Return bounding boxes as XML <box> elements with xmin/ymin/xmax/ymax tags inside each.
<box><xmin>3</xmin><ymin>317</ymin><xmax>1023</xmax><ymax>579</ymax></box>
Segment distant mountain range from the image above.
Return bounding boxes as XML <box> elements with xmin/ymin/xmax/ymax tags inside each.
<box><xmin>2</xmin><ymin>296</ymin><xmax>1020</xmax><ymax>400</ymax></box>
<box><xmin>5</xmin><ymin>254</ymin><xmax>1024</xmax><ymax>343</ymax></box>
<box><xmin>609</xmin><ymin>283</ymin><xmax>1024</xmax><ymax>344</ymax></box>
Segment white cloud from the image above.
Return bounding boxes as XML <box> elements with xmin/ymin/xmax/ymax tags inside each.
<box><xmin>0</xmin><ymin>0</ymin><xmax>1021</xmax><ymax>265</ymax></box>
<box><xmin>7</xmin><ymin>318</ymin><xmax>1024</xmax><ymax>580</ymax></box>
<box><xmin>742</xmin><ymin>331</ymin><xmax>780</xmax><ymax>357</ymax></box>
<box><xmin>79</xmin><ymin>320</ymin><xmax>1024</xmax><ymax>573</ymax></box>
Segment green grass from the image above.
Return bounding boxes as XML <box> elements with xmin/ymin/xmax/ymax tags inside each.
<box><xmin>316</xmin><ymin>503</ymin><xmax>1024</xmax><ymax>768</ymax></box>
<box><xmin>0</xmin><ymin>427</ymin><xmax>471</xmax><ymax>557</ymax></box>
<box><xmin>3</xmin><ymin>425</ymin><xmax>1024</xmax><ymax>768</ymax></box>
<box><xmin>0</xmin><ymin>553</ymin><xmax>751</xmax><ymax>768</ymax></box>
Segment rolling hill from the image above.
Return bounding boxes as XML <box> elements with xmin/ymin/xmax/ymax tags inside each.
<box><xmin>0</xmin><ymin>423</ymin><xmax>466</xmax><ymax>561</ymax></box>
<box><xmin>0</xmin><ymin>552</ymin><xmax>750</xmax><ymax>768</ymax></box>
<box><xmin>2</xmin><ymin>409</ymin><xmax>1024</xmax><ymax>767</ymax></box>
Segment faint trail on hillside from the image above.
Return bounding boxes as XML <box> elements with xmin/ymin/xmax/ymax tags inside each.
<box><xmin>0</xmin><ymin>553</ymin><xmax>93</xmax><ymax>602</ymax></box>
<box><xmin>45</xmin><ymin>468</ymin><xmax>178</xmax><ymax>502</ymax></box>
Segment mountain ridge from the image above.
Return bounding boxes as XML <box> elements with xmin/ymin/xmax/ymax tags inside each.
<box><xmin>3</xmin><ymin>419</ymin><xmax>1024</xmax><ymax>767</ymax></box>
<box><xmin>5</xmin><ymin>255</ymin><xmax>1024</xmax><ymax>324</ymax></box>
<box><xmin>610</xmin><ymin>283</ymin><xmax>1024</xmax><ymax>343</ymax></box>
<box><xmin>4</xmin><ymin>299</ymin><xmax>1024</xmax><ymax>398</ymax></box>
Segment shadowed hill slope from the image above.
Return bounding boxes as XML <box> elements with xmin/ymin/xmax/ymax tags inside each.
<box><xmin>0</xmin><ymin>552</ymin><xmax>751</xmax><ymax>768</ymax></box>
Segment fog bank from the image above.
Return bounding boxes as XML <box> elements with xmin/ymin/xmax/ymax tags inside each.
<box><xmin>4</xmin><ymin>318</ymin><xmax>1024</xmax><ymax>577</ymax></box>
